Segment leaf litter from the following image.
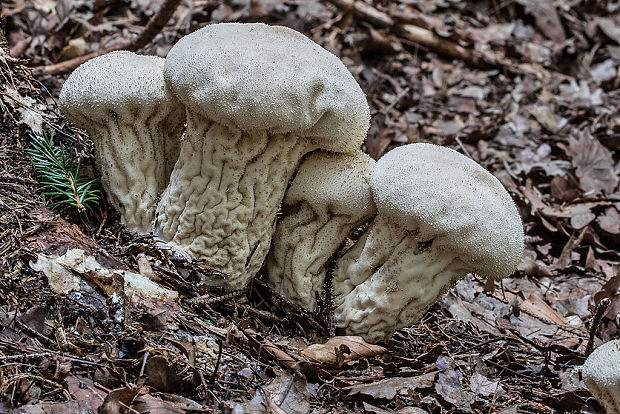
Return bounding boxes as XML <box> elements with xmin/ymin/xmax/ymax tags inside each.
<box><xmin>0</xmin><ymin>0</ymin><xmax>619</xmax><ymax>412</ymax></box>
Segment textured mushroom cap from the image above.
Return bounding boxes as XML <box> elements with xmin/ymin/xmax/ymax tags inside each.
<box><xmin>582</xmin><ymin>339</ymin><xmax>620</xmax><ymax>412</ymax></box>
<box><xmin>60</xmin><ymin>51</ymin><xmax>177</xmax><ymax>125</ymax></box>
<box><xmin>370</xmin><ymin>143</ymin><xmax>524</xmax><ymax>279</ymax></box>
<box><xmin>284</xmin><ymin>150</ymin><xmax>376</xmax><ymax>216</ymax></box>
<box><xmin>163</xmin><ymin>23</ymin><xmax>370</xmax><ymax>152</ymax></box>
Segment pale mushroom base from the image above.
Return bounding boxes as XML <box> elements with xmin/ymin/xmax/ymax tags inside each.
<box><xmin>266</xmin><ymin>202</ymin><xmax>370</xmax><ymax>311</ymax></box>
<box><xmin>156</xmin><ymin>111</ymin><xmax>312</xmax><ymax>290</ymax></box>
<box><xmin>333</xmin><ymin>216</ymin><xmax>469</xmax><ymax>343</ymax></box>
<box><xmin>583</xmin><ymin>378</ymin><xmax>620</xmax><ymax>414</ymax></box>
<box><xmin>88</xmin><ymin>108</ymin><xmax>183</xmax><ymax>233</ymax></box>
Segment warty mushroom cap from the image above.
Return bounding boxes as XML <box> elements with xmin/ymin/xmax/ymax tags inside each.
<box><xmin>266</xmin><ymin>150</ymin><xmax>376</xmax><ymax>310</ymax></box>
<box><xmin>333</xmin><ymin>143</ymin><xmax>524</xmax><ymax>342</ymax></box>
<box><xmin>582</xmin><ymin>339</ymin><xmax>620</xmax><ymax>413</ymax></box>
<box><xmin>156</xmin><ymin>23</ymin><xmax>370</xmax><ymax>290</ymax></box>
<box><xmin>163</xmin><ymin>22</ymin><xmax>369</xmax><ymax>151</ymax></box>
<box><xmin>59</xmin><ymin>50</ymin><xmax>184</xmax><ymax>232</ymax></box>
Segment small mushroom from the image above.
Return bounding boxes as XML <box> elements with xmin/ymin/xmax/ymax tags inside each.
<box><xmin>266</xmin><ymin>150</ymin><xmax>375</xmax><ymax>311</ymax></box>
<box><xmin>333</xmin><ymin>143</ymin><xmax>524</xmax><ymax>342</ymax></box>
<box><xmin>156</xmin><ymin>23</ymin><xmax>369</xmax><ymax>290</ymax></box>
<box><xmin>59</xmin><ymin>51</ymin><xmax>184</xmax><ymax>232</ymax></box>
<box><xmin>582</xmin><ymin>339</ymin><xmax>620</xmax><ymax>413</ymax></box>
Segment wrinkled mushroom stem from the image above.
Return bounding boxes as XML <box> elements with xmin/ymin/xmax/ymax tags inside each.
<box><xmin>267</xmin><ymin>202</ymin><xmax>368</xmax><ymax>310</ymax></box>
<box><xmin>156</xmin><ymin>110</ymin><xmax>314</xmax><ymax>289</ymax></box>
<box><xmin>333</xmin><ymin>215</ymin><xmax>468</xmax><ymax>342</ymax></box>
<box><xmin>584</xmin><ymin>379</ymin><xmax>620</xmax><ymax>413</ymax></box>
<box><xmin>91</xmin><ymin>108</ymin><xmax>182</xmax><ymax>232</ymax></box>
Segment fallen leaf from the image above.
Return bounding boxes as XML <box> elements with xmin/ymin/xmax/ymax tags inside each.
<box><xmin>99</xmin><ymin>387</ymin><xmax>139</xmax><ymax>414</ymax></box>
<box><xmin>567</xmin><ymin>133</ymin><xmax>619</xmax><ymax>195</ymax></box>
<box><xmin>347</xmin><ymin>373</ymin><xmax>435</xmax><ymax>399</ymax></box>
<box><xmin>12</xmin><ymin>401</ymin><xmax>82</xmax><ymax>414</ymax></box>
<box><xmin>238</xmin><ymin>373</ymin><xmax>312</xmax><ymax>414</ymax></box>
<box><xmin>596</xmin><ymin>17</ymin><xmax>620</xmax><ymax>44</ymax></box>
<box><xmin>469</xmin><ymin>372</ymin><xmax>504</xmax><ymax>397</ymax></box>
<box><xmin>528</xmin><ymin>105</ymin><xmax>567</xmax><ymax>133</ymax></box>
<box><xmin>64</xmin><ymin>375</ymin><xmax>105</xmax><ymax>413</ymax></box>
<box><xmin>363</xmin><ymin>402</ymin><xmax>429</xmax><ymax>414</ymax></box>
<box><xmin>515</xmin><ymin>0</ymin><xmax>566</xmax><ymax>42</ymax></box>
<box><xmin>132</xmin><ymin>394</ymin><xmax>185</xmax><ymax>414</ymax></box>
<box><xmin>435</xmin><ymin>356</ymin><xmax>473</xmax><ymax>411</ymax></box>
<box><xmin>301</xmin><ymin>336</ymin><xmax>387</xmax><ymax>366</ymax></box>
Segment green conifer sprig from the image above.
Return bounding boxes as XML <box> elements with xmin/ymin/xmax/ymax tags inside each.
<box><xmin>25</xmin><ymin>130</ymin><xmax>99</xmax><ymax>216</ymax></box>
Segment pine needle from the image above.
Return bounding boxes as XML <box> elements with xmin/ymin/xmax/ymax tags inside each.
<box><xmin>26</xmin><ymin>130</ymin><xmax>99</xmax><ymax>217</ymax></box>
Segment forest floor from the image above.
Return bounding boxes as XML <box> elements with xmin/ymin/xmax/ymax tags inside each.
<box><xmin>0</xmin><ymin>0</ymin><xmax>619</xmax><ymax>413</ymax></box>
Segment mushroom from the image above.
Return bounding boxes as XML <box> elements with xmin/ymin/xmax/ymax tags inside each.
<box><xmin>266</xmin><ymin>150</ymin><xmax>376</xmax><ymax>311</ymax></box>
<box><xmin>156</xmin><ymin>23</ymin><xmax>370</xmax><ymax>290</ymax></box>
<box><xmin>333</xmin><ymin>143</ymin><xmax>524</xmax><ymax>342</ymax></box>
<box><xmin>59</xmin><ymin>51</ymin><xmax>184</xmax><ymax>232</ymax></box>
<box><xmin>582</xmin><ymin>339</ymin><xmax>620</xmax><ymax>413</ymax></box>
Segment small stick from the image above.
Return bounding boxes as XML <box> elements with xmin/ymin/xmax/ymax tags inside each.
<box><xmin>585</xmin><ymin>297</ymin><xmax>611</xmax><ymax>357</ymax></box>
<box><xmin>209</xmin><ymin>339</ymin><xmax>223</xmax><ymax>389</ymax></box>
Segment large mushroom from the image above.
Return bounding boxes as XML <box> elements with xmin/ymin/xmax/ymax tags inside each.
<box><xmin>333</xmin><ymin>143</ymin><xmax>524</xmax><ymax>342</ymax></box>
<box><xmin>156</xmin><ymin>23</ymin><xmax>370</xmax><ymax>290</ymax></box>
<box><xmin>582</xmin><ymin>339</ymin><xmax>620</xmax><ymax>413</ymax></box>
<box><xmin>266</xmin><ymin>150</ymin><xmax>375</xmax><ymax>311</ymax></box>
<box><xmin>60</xmin><ymin>51</ymin><xmax>184</xmax><ymax>232</ymax></box>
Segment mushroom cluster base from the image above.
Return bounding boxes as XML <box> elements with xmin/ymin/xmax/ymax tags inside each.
<box><xmin>333</xmin><ymin>215</ymin><xmax>468</xmax><ymax>343</ymax></box>
<box><xmin>156</xmin><ymin>111</ymin><xmax>312</xmax><ymax>289</ymax></box>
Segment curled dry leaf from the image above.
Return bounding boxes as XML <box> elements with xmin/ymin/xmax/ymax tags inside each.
<box><xmin>300</xmin><ymin>336</ymin><xmax>387</xmax><ymax>366</ymax></box>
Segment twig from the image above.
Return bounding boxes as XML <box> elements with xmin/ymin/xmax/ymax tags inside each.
<box><xmin>209</xmin><ymin>339</ymin><xmax>223</xmax><ymax>389</ymax></box>
<box><xmin>585</xmin><ymin>297</ymin><xmax>611</xmax><ymax>357</ymax></box>
<box><xmin>34</xmin><ymin>0</ymin><xmax>182</xmax><ymax>75</ymax></box>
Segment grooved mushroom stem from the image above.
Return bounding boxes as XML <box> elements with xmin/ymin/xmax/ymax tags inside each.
<box><xmin>156</xmin><ymin>110</ymin><xmax>313</xmax><ymax>289</ymax></box>
<box><xmin>268</xmin><ymin>203</ymin><xmax>367</xmax><ymax>309</ymax></box>
<box><xmin>333</xmin><ymin>215</ymin><xmax>467</xmax><ymax>342</ymax></box>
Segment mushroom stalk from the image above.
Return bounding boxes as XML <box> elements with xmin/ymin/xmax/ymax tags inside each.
<box><xmin>157</xmin><ymin>112</ymin><xmax>313</xmax><ymax>288</ymax></box>
<box><xmin>334</xmin><ymin>215</ymin><xmax>467</xmax><ymax>342</ymax></box>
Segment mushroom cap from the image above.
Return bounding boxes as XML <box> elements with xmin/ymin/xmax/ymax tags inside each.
<box><xmin>284</xmin><ymin>150</ymin><xmax>376</xmax><ymax>217</ymax></box>
<box><xmin>582</xmin><ymin>339</ymin><xmax>620</xmax><ymax>408</ymax></box>
<box><xmin>370</xmin><ymin>143</ymin><xmax>524</xmax><ymax>279</ymax></box>
<box><xmin>163</xmin><ymin>23</ymin><xmax>370</xmax><ymax>153</ymax></box>
<box><xmin>60</xmin><ymin>51</ymin><xmax>177</xmax><ymax>125</ymax></box>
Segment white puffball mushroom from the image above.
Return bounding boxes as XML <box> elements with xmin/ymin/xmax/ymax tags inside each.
<box><xmin>334</xmin><ymin>143</ymin><xmax>524</xmax><ymax>342</ymax></box>
<box><xmin>156</xmin><ymin>23</ymin><xmax>370</xmax><ymax>290</ymax></box>
<box><xmin>266</xmin><ymin>150</ymin><xmax>376</xmax><ymax>311</ymax></box>
<box><xmin>582</xmin><ymin>339</ymin><xmax>620</xmax><ymax>413</ymax></box>
<box><xmin>59</xmin><ymin>51</ymin><xmax>184</xmax><ymax>233</ymax></box>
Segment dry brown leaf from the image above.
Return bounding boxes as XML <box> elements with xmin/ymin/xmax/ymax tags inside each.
<box><xmin>238</xmin><ymin>373</ymin><xmax>312</xmax><ymax>414</ymax></box>
<box><xmin>131</xmin><ymin>394</ymin><xmax>185</xmax><ymax>414</ymax></box>
<box><xmin>347</xmin><ymin>372</ymin><xmax>435</xmax><ymax>399</ymax></box>
<box><xmin>301</xmin><ymin>336</ymin><xmax>387</xmax><ymax>366</ymax></box>
<box><xmin>568</xmin><ymin>133</ymin><xmax>619</xmax><ymax>195</ymax></box>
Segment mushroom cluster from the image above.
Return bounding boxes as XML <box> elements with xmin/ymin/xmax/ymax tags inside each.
<box><xmin>60</xmin><ymin>23</ymin><xmax>524</xmax><ymax>343</ymax></box>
